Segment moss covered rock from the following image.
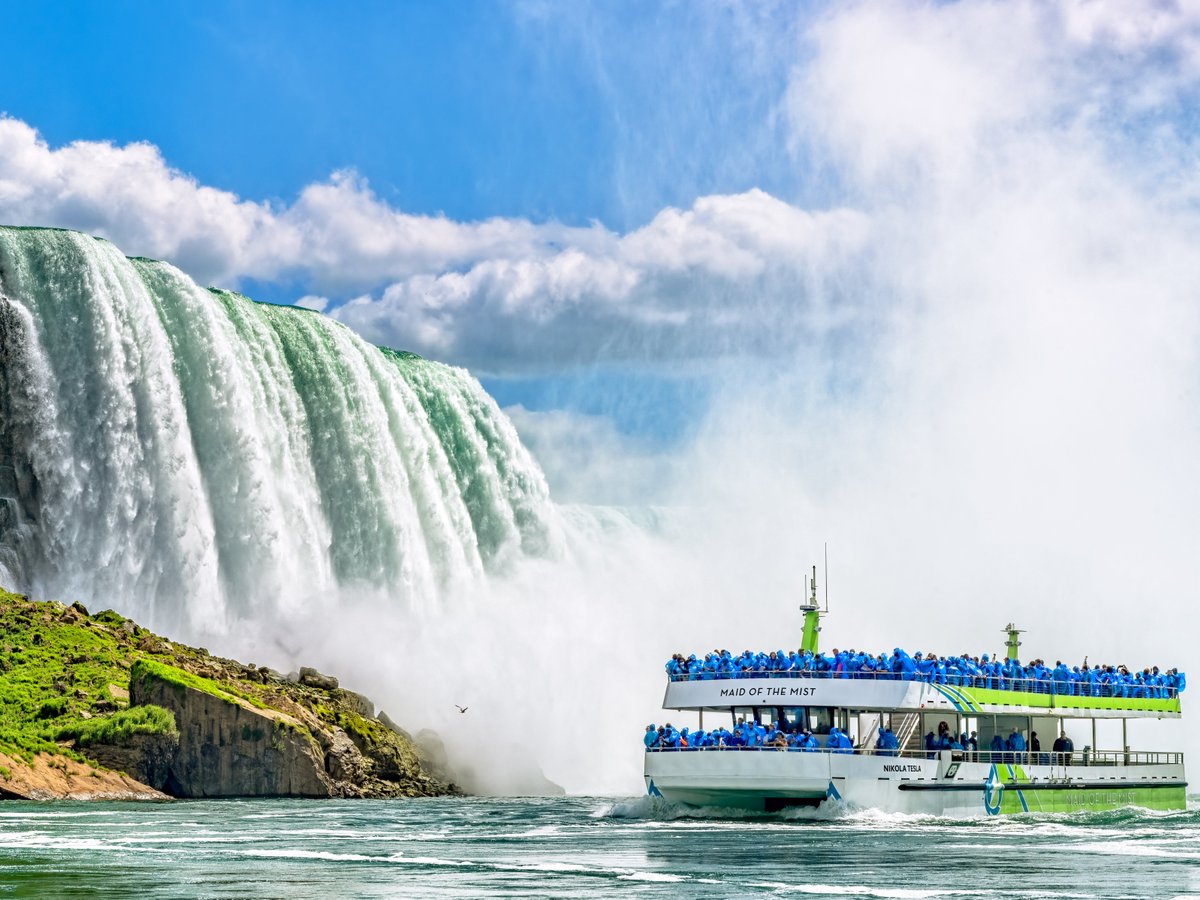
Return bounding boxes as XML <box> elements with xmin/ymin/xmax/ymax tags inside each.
<box><xmin>0</xmin><ymin>588</ymin><xmax>450</xmax><ymax>799</ymax></box>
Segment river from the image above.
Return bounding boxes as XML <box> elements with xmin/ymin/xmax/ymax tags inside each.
<box><xmin>0</xmin><ymin>796</ymin><xmax>1196</xmax><ymax>898</ymax></box>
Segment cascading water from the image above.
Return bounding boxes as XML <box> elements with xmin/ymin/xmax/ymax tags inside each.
<box><xmin>0</xmin><ymin>227</ymin><xmax>560</xmax><ymax>634</ymax></box>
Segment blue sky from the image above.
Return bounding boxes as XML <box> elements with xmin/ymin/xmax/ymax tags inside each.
<box><xmin>2</xmin><ymin>1</ymin><xmax>799</xmax><ymax>231</ymax></box>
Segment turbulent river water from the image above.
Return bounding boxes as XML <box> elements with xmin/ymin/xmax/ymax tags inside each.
<box><xmin>0</xmin><ymin>797</ymin><xmax>1196</xmax><ymax>898</ymax></box>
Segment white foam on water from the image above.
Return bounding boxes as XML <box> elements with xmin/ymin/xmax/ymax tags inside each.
<box><xmin>750</xmin><ymin>885</ymin><xmax>976</xmax><ymax>898</ymax></box>
<box><xmin>241</xmin><ymin>849</ymin><xmax>376</xmax><ymax>862</ymax></box>
<box><xmin>508</xmin><ymin>825</ymin><xmax>564</xmax><ymax>838</ymax></box>
<box><xmin>384</xmin><ymin>854</ymin><xmax>471</xmax><ymax>867</ymax></box>
<box><xmin>110</xmin><ymin>835</ymin><xmax>255</xmax><ymax>845</ymax></box>
<box><xmin>617</xmin><ymin>871</ymin><xmax>687</xmax><ymax>882</ymax></box>
<box><xmin>1053</xmin><ymin>839</ymin><xmax>1200</xmax><ymax>861</ymax></box>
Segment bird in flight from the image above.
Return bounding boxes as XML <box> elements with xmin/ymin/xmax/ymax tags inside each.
<box><xmin>455</xmin><ymin>705</ymin><xmax>468</xmax><ymax>714</ymax></box>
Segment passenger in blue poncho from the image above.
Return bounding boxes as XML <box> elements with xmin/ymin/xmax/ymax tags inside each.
<box><xmin>644</xmin><ymin>725</ymin><xmax>659</xmax><ymax>749</ymax></box>
<box><xmin>989</xmin><ymin>734</ymin><xmax>1005</xmax><ymax>760</ymax></box>
<box><xmin>875</xmin><ymin>727</ymin><xmax>899</xmax><ymax>756</ymax></box>
<box><xmin>827</xmin><ymin>727</ymin><xmax>853</xmax><ymax>754</ymax></box>
<box><xmin>1006</xmin><ymin>728</ymin><xmax>1027</xmax><ymax>763</ymax></box>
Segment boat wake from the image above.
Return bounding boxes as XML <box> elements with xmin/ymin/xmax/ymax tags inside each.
<box><xmin>597</xmin><ymin>794</ymin><xmax>1200</xmax><ymax>830</ymax></box>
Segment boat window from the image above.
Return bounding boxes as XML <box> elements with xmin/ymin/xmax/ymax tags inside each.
<box><xmin>806</xmin><ymin>707</ymin><xmax>835</xmax><ymax>735</ymax></box>
<box><xmin>780</xmin><ymin>707</ymin><xmax>806</xmax><ymax>731</ymax></box>
<box><xmin>757</xmin><ymin>708</ymin><xmax>777</xmax><ymax>727</ymax></box>
<box><xmin>732</xmin><ymin>707</ymin><xmax>755</xmax><ymax>727</ymax></box>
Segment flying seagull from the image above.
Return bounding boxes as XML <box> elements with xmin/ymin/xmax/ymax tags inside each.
<box><xmin>455</xmin><ymin>705</ymin><xmax>468</xmax><ymax>714</ymax></box>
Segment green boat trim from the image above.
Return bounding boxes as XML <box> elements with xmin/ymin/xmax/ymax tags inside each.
<box><xmin>897</xmin><ymin>780</ymin><xmax>1187</xmax><ymax>791</ymax></box>
<box><xmin>948</xmin><ymin>684</ymin><xmax>1181</xmax><ymax>714</ymax></box>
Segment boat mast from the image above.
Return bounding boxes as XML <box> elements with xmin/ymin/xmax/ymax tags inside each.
<box><xmin>801</xmin><ymin>564</ymin><xmax>822</xmax><ymax>654</ymax></box>
<box><xmin>1003</xmin><ymin>622</ymin><xmax>1024</xmax><ymax>661</ymax></box>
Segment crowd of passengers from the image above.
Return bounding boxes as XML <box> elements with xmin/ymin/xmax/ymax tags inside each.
<box><xmin>644</xmin><ymin>718</ymin><xmax>1078</xmax><ymax>763</ymax></box>
<box><xmin>665</xmin><ymin>648</ymin><xmax>1186</xmax><ymax>698</ymax></box>
<box><xmin>644</xmin><ymin>719</ymin><xmax>857</xmax><ymax>752</ymax></box>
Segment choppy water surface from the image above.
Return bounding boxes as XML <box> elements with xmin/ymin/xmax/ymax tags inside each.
<box><xmin>0</xmin><ymin>797</ymin><xmax>1197</xmax><ymax>898</ymax></box>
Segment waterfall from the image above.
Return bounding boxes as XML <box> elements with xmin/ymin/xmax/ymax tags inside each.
<box><xmin>0</xmin><ymin>227</ymin><xmax>559</xmax><ymax>633</ymax></box>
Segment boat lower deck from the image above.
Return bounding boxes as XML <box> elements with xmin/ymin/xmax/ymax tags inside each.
<box><xmin>644</xmin><ymin>749</ymin><xmax>1186</xmax><ymax>817</ymax></box>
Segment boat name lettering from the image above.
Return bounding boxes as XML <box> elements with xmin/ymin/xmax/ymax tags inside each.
<box><xmin>883</xmin><ymin>764</ymin><xmax>922</xmax><ymax>772</ymax></box>
<box><xmin>717</xmin><ymin>686</ymin><xmax>818</xmax><ymax>698</ymax></box>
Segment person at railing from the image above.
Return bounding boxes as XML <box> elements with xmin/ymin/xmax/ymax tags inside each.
<box><xmin>875</xmin><ymin>726</ymin><xmax>900</xmax><ymax>756</ymax></box>
<box><xmin>924</xmin><ymin>731</ymin><xmax>937</xmax><ymax>759</ymax></box>
<box><xmin>828</xmin><ymin>726</ymin><xmax>854</xmax><ymax>754</ymax></box>
<box><xmin>1052</xmin><ymin>731</ymin><xmax>1074</xmax><ymax>765</ymax></box>
<box><xmin>989</xmin><ymin>734</ymin><xmax>1005</xmax><ymax>761</ymax></box>
<box><xmin>644</xmin><ymin>725</ymin><xmax>660</xmax><ymax>749</ymax></box>
<box><xmin>1052</xmin><ymin>661</ymin><xmax>1072</xmax><ymax>697</ymax></box>
<box><xmin>931</xmin><ymin>721</ymin><xmax>960</xmax><ymax>754</ymax></box>
<box><xmin>962</xmin><ymin>730</ymin><xmax>978</xmax><ymax>760</ymax></box>
<box><xmin>789</xmin><ymin>729</ymin><xmax>819</xmax><ymax>751</ymax></box>
<box><xmin>1031</xmin><ymin>731</ymin><xmax>1049</xmax><ymax>765</ymax></box>
<box><xmin>1006</xmin><ymin>727</ymin><xmax>1027</xmax><ymax>763</ymax></box>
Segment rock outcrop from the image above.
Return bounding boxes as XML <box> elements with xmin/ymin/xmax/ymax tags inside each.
<box><xmin>124</xmin><ymin>659</ymin><xmax>448</xmax><ymax>799</ymax></box>
<box><xmin>131</xmin><ymin>661</ymin><xmax>333</xmax><ymax>797</ymax></box>
<box><xmin>0</xmin><ymin>749</ymin><xmax>166</xmax><ymax>800</ymax></box>
<box><xmin>83</xmin><ymin>732</ymin><xmax>178</xmax><ymax>792</ymax></box>
<box><xmin>0</xmin><ymin>589</ymin><xmax>452</xmax><ymax>800</ymax></box>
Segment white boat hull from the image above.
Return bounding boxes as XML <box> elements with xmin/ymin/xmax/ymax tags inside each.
<box><xmin>644</xmin><ymin>750</ymin><xmax>1186</xmax><ymax>817</ymax></box>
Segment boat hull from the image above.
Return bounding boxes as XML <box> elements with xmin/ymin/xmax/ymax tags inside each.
<box><xmin>644</xmin><ymin>750</ymin><xmax>1186</xmax><ymax>817</ymax></box>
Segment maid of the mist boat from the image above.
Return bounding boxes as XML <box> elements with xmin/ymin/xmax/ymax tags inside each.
<box><xmin>645</xmin><ymin>568</ymin><xmax>1186</xmax><ymax>816</ymax></box>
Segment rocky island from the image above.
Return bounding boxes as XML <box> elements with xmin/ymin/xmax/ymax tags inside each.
<box><xmin>0</xmin><ymin>588</ymin><xmax>452</xmax><ymax>800</ymax></box>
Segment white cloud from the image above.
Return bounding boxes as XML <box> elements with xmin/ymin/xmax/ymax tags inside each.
<box><xmin>0</xmin><ymin>116</ymin><xmax>871</xmax><ymax>372</ymax></box>
<box><xmin>333</xmin><ymin>191</ymin><xmax>872</xmax><ymax>370</ymax></box>
<box><xmin>0</xmin><ymin>117</ymin><xmax>595</xmax><ymax>294</ymax></box>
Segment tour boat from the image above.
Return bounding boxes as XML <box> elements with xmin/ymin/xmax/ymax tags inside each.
<box><xmin>644</xmin><ymin>570</ymin><xmax>1186</xmax><ymax>816</ymax></box>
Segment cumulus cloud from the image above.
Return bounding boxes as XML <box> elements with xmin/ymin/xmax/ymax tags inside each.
<box><xmin>0</xmin><ymin>117</ymin><xmax>595</xmax><ymax>294</ymax></box>
<box><xmin>333</xmin><ymin>191</ymin><xmax>871</xmax><ymax>370</ymax></box>
<box><xmin>0</xmin><ymin>115</ymin><xmax>873</xmax><ymax>372</ymax></box>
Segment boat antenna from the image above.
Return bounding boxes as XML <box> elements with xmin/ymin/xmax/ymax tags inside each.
<box><xmin>823</xmin><ymin>542</ymin><xmax>829</xmax><ymax>613</ymax></box>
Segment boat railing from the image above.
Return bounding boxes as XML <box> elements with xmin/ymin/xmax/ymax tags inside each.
<box><xmin>665</xmin><ymin>668</ymin><xmax>1180</xmax><ymax>701</ymax></box>
<box><xmin>644</xmin><ymin>746</ymin><xmax>1185</xmax><ymax>766</ymax></box>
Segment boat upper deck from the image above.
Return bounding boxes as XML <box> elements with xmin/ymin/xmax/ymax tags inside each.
<box><xmin>663</xmin><ymin>671</ymin><xmax>1182</xmax><ymax>718</ymax></box>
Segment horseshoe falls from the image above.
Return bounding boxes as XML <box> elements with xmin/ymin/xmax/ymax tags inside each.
<box><xmin>0</xmin><ymin>227</ymin><xmax>559</xmax><ymax>634</ymax></box>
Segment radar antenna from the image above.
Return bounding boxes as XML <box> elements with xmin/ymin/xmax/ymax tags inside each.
<box><xmin>1003</xmin><ymin>622</ymin><xmax>1024</xmax><ymax>661</ymax></box>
